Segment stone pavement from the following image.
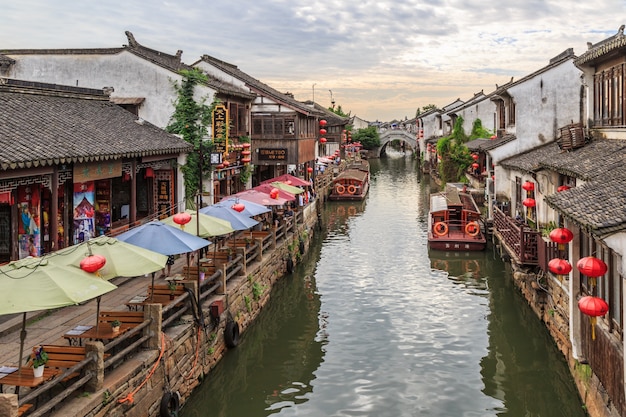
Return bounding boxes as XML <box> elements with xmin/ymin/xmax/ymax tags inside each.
<box><xmin>0</xmin><ymin>254</ymin><xmax>190</xmax><ymax>369</ymax></box>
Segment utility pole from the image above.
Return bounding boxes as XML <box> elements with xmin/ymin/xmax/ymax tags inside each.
<box><xmin>312</xmin><ymin>83</ymin><xmax>316</xmax><ymax>103</ymax></box>
<box><xmin>329</xmin><ymin>90</ymin><xmax>335</xmax><ymax>109</ymax></box>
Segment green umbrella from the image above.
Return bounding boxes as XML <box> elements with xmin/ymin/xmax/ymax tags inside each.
<box><xmin>46</xmin><ymin>235</ymin><xmax>168</xmax><ymax>280</ymax></box>
<box><xmin>0</xmin><ymin>257</ymin><xmax>118</xmax><ymax>371</ymax></box>
<box><xmin>270</xmin><ymin>181</ymin><xmax>305</xmax><ymax>194</ymax></box>
<box><xmin>162</xmin><ymin>210</ymin><xmax>235</xmax><ymax>238</ymax></box>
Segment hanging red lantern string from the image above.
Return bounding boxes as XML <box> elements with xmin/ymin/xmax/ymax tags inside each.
<box><xmin>578</xmin><ymin>296</ymin><xmax>609</xmax><ymax>340</ymax></box>
<box><xmin>549</xmin><ymin>227</ymin><xmax>573</xmax><ymax>251</ymax></box>
<box><xmin>80</xmin><ymin>254</ymin><xmax>107</xmax><ymax>276</ymax></box>
<box><xmin>577</xmin><ymin>256</ymin><xmax>608</xmax><ymax>289</ymax></box>
<box><xmin>173</xmin><ymin>212</ymin><xmax>192</xmax><ymax>230</ymax></box>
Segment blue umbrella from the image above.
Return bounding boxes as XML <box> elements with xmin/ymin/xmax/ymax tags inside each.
<box><xmin>116</xmin><ymin>221</ymin><xmax>210</xmax><ymax>255</ymax></box>
<box><xmin>220</xmin><ymin>197</ymin><xmax>271</xmax><ymax>217</ymax></box>
<box><xmin>199</xmin><ymin>204</ymin><xmax>259</xmax><ymax>231</ymax></box>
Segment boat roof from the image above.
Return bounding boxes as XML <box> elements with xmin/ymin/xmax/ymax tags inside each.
<box><xmin>430</xmin><ymin>188</ymin><xmax>480</xmax><ymax>214</ymax></box>
<box><xmin>334</xmin><ymin>169</ymin><xmax>369</xmax><ymax>182</ymax></box>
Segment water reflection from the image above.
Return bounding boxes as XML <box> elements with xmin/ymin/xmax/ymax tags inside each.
<box><xmin>182</xmin><ymin>152</ymin><xmax>585</xmax><ymax>417</ymax></box>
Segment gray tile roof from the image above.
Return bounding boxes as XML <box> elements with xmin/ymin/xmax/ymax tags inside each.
<box><xmin>501</xmin><ymin>138</ymin><xmax>626</xmax><ymax>236</ymax></box>
<box><xmin>198</xmin><ymin>54</ymin><xmax>321</xmax><ymax>117</ymax></box>
<box><xmin>466</xmin><ymin>134</ymin><xmax>516</xmax><ymax>151</ymax></box>
<box><xmin>0</xmin><ymin>78</ymin><xmax>191</xmax><ymax>171</ymax></box>
<box><xmin>575</xmin><ymin>25</ymin><xmax>626</xmax><ymax>66</ymax></box>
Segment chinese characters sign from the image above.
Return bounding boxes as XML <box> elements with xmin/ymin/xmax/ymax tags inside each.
<box><xmin>212</xmin><ymin>104</ymin><xmax>229</xmax><ymax>156</ymax></box>
<box><xmin>258</xmin><ymin>148</ymin><xmax>287</xmax><ymax>161</ymax></box>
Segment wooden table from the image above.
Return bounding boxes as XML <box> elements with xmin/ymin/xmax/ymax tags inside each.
<box><xmin>126</xmin><ymin>294</ymin><xmax>178</xmax><ymax>310</ymax></box>
<box><xmin>0</xmin><ymin>366</ymin><xmax>60</xmax><ymax>391</ymax></box>
<box><xmin>63</xmin><ymin>325</ymin><xmax>130</xmax><ymax>346</ymax></box>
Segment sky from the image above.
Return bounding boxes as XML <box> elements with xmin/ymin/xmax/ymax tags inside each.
<box><xmin>3</xmin><ymin>1</ymin><xmax>625</xmax><ymax>122</ymax></box>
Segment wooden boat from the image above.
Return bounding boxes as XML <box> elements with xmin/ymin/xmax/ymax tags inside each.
<box><xmin>329</xmin><ymin>160</ymin><xmax>370</xmax><ymax>201</ymax></box>
<box><xmin>428</xmin><ymin>186</ymin><xmax>486</xmax><ymax>251</ymax></box>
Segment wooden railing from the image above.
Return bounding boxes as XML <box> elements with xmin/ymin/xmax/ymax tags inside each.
<box><xmin>492</xmin><ymin>206</ymin><xmax>541</xmax><ymax>266</ymax></box>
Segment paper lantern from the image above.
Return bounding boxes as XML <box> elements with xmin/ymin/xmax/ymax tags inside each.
<box><xmin>241</xmin><ymin>150</ymin><xmax>251</xmax><ymax>156</ymax></box>
<box><xmin>578</xmin><ymin>295</ymin><xmax>609</xmax><ymax>340</ymax></box>
<box><xmin>472</xmin><ymin>163</ymin><xmax>479</xmax><ymax>169</ymax></box>
<box><xmin>223</xmin><ymin>160</ymin><xmax>230</xmax><ymax>167</ymax></box>
<box><xmin>557</xmin><ymin>185</ymin><xmax>571</xmax><ymax>192</ymax></box>
<box><xmin>242</xmin><ymin>143</ymin><xmax>251</xmax><ymax>149</ymax></box>
<box><xmin>241</xmin><ymin>157</ymin><xmax>251</xmax><ymax>164</ymax></box>
<box><xmin>144</xmin><ymin>167</ymin><xmax>154</xmax><ymax>178</ymax></box>
<box><xmin>522</xmin><ymin>198</ymin><xmax>536</xmax><ymax>208</ymax></box>
<box><xmin>549</xmin><ymin>227</ymin><xmax>573</xmax><ymax>250</ymax></box>
<box><xmin>319</xmin><ymin>119</ymin><xmax>327</xmax><ymax>126</ymax></box>
<box><xmin>577</xmin><ymin>256</ymin><xmax>607</xmax><ymax>289</ymax></box>
<box><xmin>522</xmin><ymin>181</ymin><xmax>535</xmax><ymax>191</ymax></box>
<box><xmin>319</xmin><ymin>129</ymin><xmax>327</xmax><ymax>136</ymax></box>
<box><xmin>471</xmin><ymin>154</ymin><xmax>479</xmax><ymax>160</ymax></box>
<box><xmin>548</xmin><ymin>258</ymin><xmax>572</xmax><ymax>276</ymax></box>
<box><xmin>80</xmin><ymin>254</ymin><xmax>106</xmax><ymax>274</ymax></box>
<box><xmin>231</xmin><ymin>203</ymin><xmax>245</xmax><ymax>213</ymax></box>
<box><xmin>320</xmin><ymin>138</ymin><xmax>327</xmax><ymax>144</ymax></box>
<box><xmin>307</xmin><ymin>167</ymin><xmax>313</xmax><ymax>173</ymax></box>
<box><xmin>173</xmin><ymin>212</ymin><xmax>192</xmax><ymax>230</ymax></box>
<box><xmin>270</xmin><ymin>188</ymin><xmax>279</xmax><ymax>199</ymax></box>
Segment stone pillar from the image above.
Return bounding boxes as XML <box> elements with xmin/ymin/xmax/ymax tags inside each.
<box><xmin>84</xmin><ymin>341</ymin><xmax>105</xmax><ymax>392</ymax></box>
<box><xmin>144</xmin><ymin>304</ymin><xmax>162</xmax><ymax>350</ymax></box>
<box><xmin>0</xmin><ymin>394</ymin><xmax>18</xmax><ymax>417</ymax></box>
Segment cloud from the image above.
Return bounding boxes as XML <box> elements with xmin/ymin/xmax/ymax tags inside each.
<box><xmin>3</xmin><ymin>0</ymin><xmax>626</xmax><ymax>121</ymax></box>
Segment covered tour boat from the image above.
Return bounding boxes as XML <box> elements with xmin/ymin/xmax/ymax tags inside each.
<box><xmin>428</xmin><ymin>185</ymin><xmax>486</xmax><ymax>251</ymax></box>
<box><xmin>329</xmin><ymin>160</ymin><xmax>370</xmax><ymax>201</ymax></box>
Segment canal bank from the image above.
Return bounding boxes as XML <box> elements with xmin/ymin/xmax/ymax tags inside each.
<box><xmin>0</xmin><ymin>162</ymin><xmax>340</xmax><ymax>417</ymax></box>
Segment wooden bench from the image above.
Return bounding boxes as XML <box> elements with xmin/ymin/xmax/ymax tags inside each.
<box><xmin>98</xmin><ymin>311</ymin><xmax>144</xmax><ymax>329</ymax></box>
<box><xmin>181</xmin><ymin>266</ymin><xmax>216</xmax><ymax>280</ymax></box>
<box><xmin>32</xmin><ymin>345</ymin><xmax>108</xmax><ymax>383</ymax></box>
<box><xmin>148</xmin><ymin>283</ymin><xmax>186</xmax><ymax>297</ymax></box>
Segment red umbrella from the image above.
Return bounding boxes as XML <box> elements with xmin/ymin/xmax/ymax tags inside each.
<box><xmin>253</xmin><ymin>184</ymin><xmax>296</xmax><ymax>201</ymax></box>
<box><xmin>261</xmin><ymin>174</ymin><xmax>310</xmax><ymax>187</ymax></box>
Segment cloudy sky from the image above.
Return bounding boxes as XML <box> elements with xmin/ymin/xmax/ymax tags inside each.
<box><xmin>3</xmin><ymin>1</ymin><xmax>624</xmax><ymax>122</ymax></box>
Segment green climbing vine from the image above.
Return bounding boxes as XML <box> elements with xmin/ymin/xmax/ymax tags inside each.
<box><xmin>166</xmin><ymin>68</ymin><xmax>217</xmax><ymax>206</ymax></box>
<box><xmin>437</xmin><ymin>116</ymin><xmax>473</xmax><ymax>184</ymax></box>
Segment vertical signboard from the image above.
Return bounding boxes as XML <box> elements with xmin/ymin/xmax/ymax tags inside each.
<box><xmin>212</xmin><ymin>104</ymin><xmax>229</xmax><ymax>156</ymax></box>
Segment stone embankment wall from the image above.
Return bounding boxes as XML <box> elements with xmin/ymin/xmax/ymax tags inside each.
<box><xmin>499</xmin><ymin>250</ymin><xmax>620</xmax><ymax>417</ymax></box>
<box><xmin>45</xmin><ymin>204</ymin><xmax>321</xmax><ymax>417</ymax></box>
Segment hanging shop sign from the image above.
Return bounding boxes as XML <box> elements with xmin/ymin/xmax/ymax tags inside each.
<box><xmin>157</xmin><ymin>180</ymin><xmax>172</xmax><ymax>219</ymax></box>
<box><xmin>258</xmin><ymin>148</ymin><xmax>287</xmax><ymax>161</ymax></box>
<box><xmin>212</xmin><ymin>104</ymin><xmax>229</xmax><ymax>156</ymax></box>
<box><xmin>73</xmin><ymin>161</ymin><xmax>122</xmax><ymax>183</ymax></box>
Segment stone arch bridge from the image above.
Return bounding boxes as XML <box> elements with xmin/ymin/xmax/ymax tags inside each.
<box><xmin>373</xmin><ymin>130</ymin><xmax>419</xmax><ymax>157</ymax></box>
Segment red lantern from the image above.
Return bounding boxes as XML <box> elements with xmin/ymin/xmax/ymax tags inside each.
<box><xmin>242</xmin><ymin>143</ymin><xmax>251</xmax><ymax>149</ymax></box>
<box><xmin>144</xmin><ymin>167</ymin><xmax>154</xmax><ymax>178</ymax></box>
<box><xmin>471</xmin><ymin>154</ymin><xmax>479</xmax><ymax>160</ymax></box>
<box><xmin>557</xmin><ymin>185</ymin><xmax>571</xmax><ymax>192</ymax></box>
<box><xmin>319</xmin><ymin>119</ymin><xmax>327</xmax><ymax>126</ymax></box>
<box><xmin>320</xmin><ymin>138</ymin><xmax>327</xmax><ymax>144</ymax></box>
<box><xmin>217</xmin><ymin>164</ymin><xmax>224</xmax><ymax>169</ymax></box>
<box><xmin>122</xmin><ymin>172</ymin><xmax>131</xmax><ymax>182</ymax></box>
<box><xmin>490</xmin><ymin>135</ymin><xmax>497</xmax><ymax>139</ymax></box>
<box><xmin>549</xmin><ymin>227</ymin><xmax>573</xmax><ymax>250</ymax></box>
<box><xmin>522</xmin><ymin>198</ymin><xmax>536</xmax><ymax>208</ymax></box>
<box><xmin>173</xmin><ymin>212</ymin><xmax>192</xmax><ymax>230</ymax></box>
<box><xmin>577</xmin><ymin>256</ymin><xmax>607</xmax><ymax>277</ymax></box>
<box><xmin>223</xmin><ymin>160</ymin><xmax>230</xmax><ymax>167</ymax></box>
<box><xmin>231</xmin><ymin>203</ymin><xmax>245</xmax><ymax>213</ymax></box>
<box><xmin>307</xmin><ymin>167</ymin><xmax>313</xmax><ymax>173</ymax></box>
<box><xmin>319</xmin><ymin>129</ymin><xmax>327</xmax><ymax>136</ymax></box>
<box><xmin>471</xmin><ymin>163</ymin><xmax>479</xmax><ymax>169</ymax></box>
<box><xmin>548</xmin><ymin>258</ymin><xmax>572</xmax><ymax>276</ymax></box>
<box><xmin>80</xmin><ymin>254</ymin><xmax>106</xmax><ymax>274</ymax></box>
<box><xmin>522</xmin><ymin>181</ymin><xmax>535</xmax><ymax>191</ymax></box>
<box><xmin>241</xmin><ymin>157</ymin><xmax>251</xmax><ymax>164</ymax></box>
<box><xmin>270</xmin><ymin>188</ymin><xmax>279</xmax><ymax>199</ymax></box>
<box><xmin>578</xmin><ymin>295</ymin><xmax>609</xmax><ymax>340</ymax></box>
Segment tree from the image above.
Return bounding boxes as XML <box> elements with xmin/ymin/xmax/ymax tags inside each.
<box><xmin>415</xmin><ymin>104</ymin><xmax>437</xmax><ymax>117</ymax></box>
<box><xmin>352</xmin><ymin>126</ymin><xmax>380</xmax><ymax>150</ymax></box>
<box><xmin>437</xmin><ymin>116</ymin><xmax>472</xmax><ymax>183</ymax></box>
<box><xmin>166</xmin><ymin>68</ymin><xmax>215</xmax><ymax>206</ymax></box>
<box><xmin>469</xmin><ymin>119</ymin><xmax>493</xmax><ymax>140</ymax></box>
<box><xmin>328</xmin><ymin>104</ymin><xmax>351</xmax><ymax>117</ymax></box>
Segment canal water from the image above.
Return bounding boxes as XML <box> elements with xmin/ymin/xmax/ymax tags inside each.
<box><xmin>181</xmin><ymin>151</ymin><xmax>586</xmax><ymax>417</ymax></box>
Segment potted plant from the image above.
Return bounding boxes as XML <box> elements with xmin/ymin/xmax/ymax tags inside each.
<box><xmin>111</xmin><ymin>320</ymin><xmax>121</xmax><ymax>333</ymax></box>
<box><xmin>199</xmin><ymin>267</ymin><xmax>207</xmax><ymax>282</ymax></box>
<box><xmin>31</xmin><ymin>345</ymin><xmax>48</xmax><ymax>377</ymax></box>
<box><xmin>168</xmin><ymin>281</ymin><xmax>178</xmax><ymax>299</ymax></box>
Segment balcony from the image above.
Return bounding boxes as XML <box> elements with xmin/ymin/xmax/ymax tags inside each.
<box><xmin>492</xmin><ymin>205</ymin><xmax>559</xmax><ymax>272</ymax></box>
